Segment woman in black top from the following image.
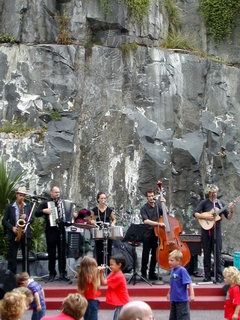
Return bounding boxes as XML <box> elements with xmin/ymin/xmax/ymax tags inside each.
<box><xmin>91</xmin><ymin>192</ymin><xmax>116</xmax><ymax>266</ymax></box>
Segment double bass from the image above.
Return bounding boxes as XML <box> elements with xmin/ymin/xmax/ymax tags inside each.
<box><xmin>154</xmin><ymin>181</ymin><xmax>191</xmax><ymax>270</ymax></box>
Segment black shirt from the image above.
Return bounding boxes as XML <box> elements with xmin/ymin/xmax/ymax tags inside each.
<box><xmin>92</xmin><ymin>206</ymin><xmax>113</xmax><ymax>224</ymax></box>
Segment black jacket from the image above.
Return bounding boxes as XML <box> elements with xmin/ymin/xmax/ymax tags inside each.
<box><xmin>2</xmin><ymin>202</ymin><xmax>32</xmax><ymax>239</ymax></box>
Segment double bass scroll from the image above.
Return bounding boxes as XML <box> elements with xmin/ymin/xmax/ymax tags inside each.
<box><xmin>154</xmin><ymin>180</ymin><xmax>191</xmax><ymax>270</ymax></box>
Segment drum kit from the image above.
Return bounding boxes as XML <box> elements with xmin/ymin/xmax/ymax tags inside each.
<box><xmin>65</xmin><ymin>201</ymin><xmax>128</xmax><ymax>269</ymax></box>
<box><xmin>65</xmin><ymin>202</ymin><xmax>124</xmax><ymax>267</ymax></box>
<box><xmin>90</xmin><ymin>225</ymin><xmax>124</xmax><ymax>241</ymax></box>
<box><xmin>90</xmin><ymin>224</ymin><xmax>124</xmax><ymax>268</ymax></box>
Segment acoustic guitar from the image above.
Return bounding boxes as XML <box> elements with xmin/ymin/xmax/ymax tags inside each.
<box><xmin>197</xmin><ymin>196</ymin><xmax>240</xmax><ymax>230</ymax></box>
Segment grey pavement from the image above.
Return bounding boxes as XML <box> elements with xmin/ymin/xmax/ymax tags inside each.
<box><xmin>23</xmin><ymin>309</ymin><xmax>225</xmax><ymax>320</ymax></box>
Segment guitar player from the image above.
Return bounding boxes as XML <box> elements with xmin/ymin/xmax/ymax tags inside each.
<box><xmin>193</xmin><ymin>184</ymin><xmax>235</xmax><ymax>283</ymax></box>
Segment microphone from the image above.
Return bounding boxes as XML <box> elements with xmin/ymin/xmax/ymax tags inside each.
<box><xmin>28</xmin><ymin>194</ymin><xmax>49</xmax><ymax>201</ymax></box>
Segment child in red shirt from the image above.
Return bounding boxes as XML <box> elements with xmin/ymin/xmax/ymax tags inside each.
<box><xmin>77</xmin><ymin>256</ymin><xmax>101</xmax><ymax>320</ymax></box>
<box><xmin>100</xmin><ymin>253</ymin><xmax>130</xmax><ymax>320</ymax></box>
<box><xmin>223</xmin><ymin>266</ymin><xmax>240</xmax><ymax>320</ymax></box>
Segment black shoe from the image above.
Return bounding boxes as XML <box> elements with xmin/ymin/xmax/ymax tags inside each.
<box><xmin>203</xmin><ymin>277</ymin><xmax>211</xmax><ymax>282</ymax></box>
<box><xmin>216</xmin><ymin>277</ymin><xmax>224</xmax><ymax>283</ymax></box>
<box><xmin>48</xmin><ymin>274</ymin><xmax>56</xmax><ymax>282</ymax></box>
<box><xmin>59</xmin><ymin>275</ymin><xmax>70</xmax><ymax>282</ymax></box>
<box><xmin>149</xmin><ymin>273</ymin><xmax>160</xmax><ymax>281</ymax></box>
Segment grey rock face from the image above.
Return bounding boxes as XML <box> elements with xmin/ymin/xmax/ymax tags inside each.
<box><xmin>0</xmin><ymin>0</ymin><xmax>57</xmax><ymax>43</ymax></box>
<box><xmin>0</xmin><ymin>0</ymin><xmax>240</xmax><ymax>253</ymax></box>
<box><xmin>1</xmin><ymin>0</ymin><xmax>239</xmax><ymax>61</ymax></box>
<box><xmin>176</xmin><ymin>0</ymin><xmax>240</xmax><ymax>63</ymax></box>
<box><xmin>1</xmin><ymin>43</ymin><xmax>240</xmax><ymax>252</ymax></box>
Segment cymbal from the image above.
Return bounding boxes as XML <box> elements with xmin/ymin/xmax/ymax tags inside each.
<box><xmin>72</xmin><ymin>223</ymin><xmax>95</xmax><ymax>230</ymax></box>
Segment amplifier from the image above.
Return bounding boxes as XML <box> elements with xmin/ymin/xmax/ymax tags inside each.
<box><xmin>67</xmin><ymin>231</ymin><xmax>84</xmax><ymax>259</ymax></box>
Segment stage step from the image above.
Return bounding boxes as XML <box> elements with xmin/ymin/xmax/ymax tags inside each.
<box><xmin>43</xmin><ymin>284</ymin><xmax>225</xmax><ymax>310</ymax></box>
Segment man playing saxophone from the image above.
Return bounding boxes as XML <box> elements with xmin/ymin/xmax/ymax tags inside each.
<box><xmin>35</xmin><ymin>186</ymin><xmax>69</xmax><ymax>282</ymax></box>
<box><xmin>2</xmin><ymin>186</ymin><xmax>32</xmax><ymax>274</ymax></box>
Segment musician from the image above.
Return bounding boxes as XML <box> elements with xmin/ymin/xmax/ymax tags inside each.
<box><xmin>90</xmin><ymin>192</ymin><xmax>116</xmax><ymax>266</ymax></box>
<box><xmin>193</xmin><ymin>184</ymin><xmax>235</xmax><ymax>282</ymax></box>
<box><xmin>140</xmin><ymin>188</ymin><xmax>165</xmax><ymax>281</ymax></box>
<box><xmin>35</xmin><ymin>186</ymin><xmax>69</xmax><ymax>282</ymax></box>
<box><xmin>73</xmin><ymin>208</ymin><xmax>91</xmax><ymax>224</ymax></box>
<box><xmin>2</xmin><ymin>186</ymin><xmax>32</xmax><ymax>274</ymax></box>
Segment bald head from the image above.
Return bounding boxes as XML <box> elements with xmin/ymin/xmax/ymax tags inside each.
<box><xmin>119</xmin><ymin>301</ymin><xmax>153</xmax><ymax>320</ymax></box>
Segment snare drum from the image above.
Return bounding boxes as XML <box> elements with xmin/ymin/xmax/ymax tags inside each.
<box><xmin>91</xmin><ymin>228</ymin><xmax>104</xmax><ymax>240</ymax></box>
<box><xmin>109</xmin><ymin>226</ymin><xmax>124</xmax><ymax>240</ymax></box>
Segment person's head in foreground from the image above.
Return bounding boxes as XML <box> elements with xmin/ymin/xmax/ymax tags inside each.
<box><xmin>118</xmin><ymin>300</ymin><xmax>154</xmax><ymax>320</ymax></box>
<box><xmin>223</xmin><ymin>266</ymin><xmax>240</xmax><ymax>286</ymax></box>
<box><xmin>0</xmin><ymin>290</ymin><xmax>27</xmax><ymax>320</ymax></box>
<box><xmin>12</xmin><ymin>286</ymin><xmax>34</xmax><ymax>308</ymax></box>
<box><xmin>62</xmin><ymin>293</ymin><xmax>88</xmax><ymax>319</ymax></box>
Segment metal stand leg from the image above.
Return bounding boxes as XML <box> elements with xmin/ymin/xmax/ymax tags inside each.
<box><xmin>128</xmin><ymin>244</ymin><xmax>152</xmax><ymax>286</ymax></box>
<box><xmin>102</xmin><ymin>228</ymin><xmax>111</xmax><ymax>274</ymax></box>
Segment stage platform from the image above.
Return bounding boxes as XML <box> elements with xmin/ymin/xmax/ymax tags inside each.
<box><xmin>38</xmin><ymin>275</ymin><xmax>226</xmax><ymax>311</ymax></box>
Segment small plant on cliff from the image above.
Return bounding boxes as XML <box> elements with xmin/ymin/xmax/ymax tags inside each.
<box><xmin>55</xmin><ymin>11</ymin><xmax>71</xmax><ymax>45</ymax></box>
<box><xmin>164</xmin><ymin>0</ymin><xmax>181</xmax><ymax>32</ymax></box>
<box><xmin>100</xmin><ymin>0</ymin><xmax>109</xmax><ymax>15</ymax></box>
<box><xmin>50</xmin><ymin>110</ymin><xmax>61</xmax><ymax>121</ymax></box>
<box><xmin>120</xmin><ymin>42</ymin><xmax>138</xmax><ymax>55</ymax></box>
<box><xmin>0</xmin><ymin>119</ymin><xmax>33</xmax><ymax>135</ymax></box>
<box><xmin>162</xmin><ymin>32</ymin><xmax>198</xmax><ymax>51</ymax></box>
<box><xmin>0</xmin><ymin>34</ymin><xmax>17</xmax><ymax>44</ymax></box>
<box><xmin>99</xmin><ymin>0</ymin><xmax>150</xmax><ymax>21</ymax></box>
<box><xmin>199</xmin><ymin>0</ymin><xmax>240</xmax><ymax>42</ymax></box>
<box><xmin>123</xmin><ymin>0</ymin><xmax>150</xmax><ymax>21</ymax></box>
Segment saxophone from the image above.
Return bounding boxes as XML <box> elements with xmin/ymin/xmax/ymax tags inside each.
<box><xmin>15</xmin><ymin>204</ymin><xmax>26</xmax><ymax>242</ymax></box>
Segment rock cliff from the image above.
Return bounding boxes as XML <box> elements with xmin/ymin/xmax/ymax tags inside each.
<box><xmin>0</xmin><ymin>0</ymin><xmax>240</xmax><ymax>252</ymax></box>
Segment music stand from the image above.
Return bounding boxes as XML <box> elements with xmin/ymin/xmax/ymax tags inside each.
<box><xmin>123</xmin><ymin>224</ymin><xmax>152</xmax><ymax>286</ymax></box>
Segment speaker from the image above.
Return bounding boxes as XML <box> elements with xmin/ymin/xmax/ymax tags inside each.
<box><xmin>0</xmin><ymin>269</ymin><xmax>16</xmax><ymax>299</ymax></box>
<box><xmin>67</xmin><ymin>232</ymin><xmax>84</xmax><ymax>259</ymax></box>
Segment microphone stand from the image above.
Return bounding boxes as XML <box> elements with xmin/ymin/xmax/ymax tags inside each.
<box><xmin>212</xmin><ymin>202</ymin><xmax>217</xmax><ymax>284</ymax></box>
<box><xmin>23</xmin><ymin>199</ymin><xmax>38</xmax><ymax>273</ymax></box>
<box><xmin>155</xmin><ymin>193</ymin><xmax>164</xmax><ymax>285</ymax></box>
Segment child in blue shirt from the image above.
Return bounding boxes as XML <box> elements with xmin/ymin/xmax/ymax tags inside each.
<box><xmin>166</xmin><ymin>250</ymin><xmax>195</xmax><ymax>320</ymax></box>
<box><xmin>16</xmin><ymin>272</ymin><xmax>46</xmax><ymax>320</ymax></box>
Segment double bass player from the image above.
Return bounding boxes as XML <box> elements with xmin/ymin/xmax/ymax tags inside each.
<box><xmin>140</xmin><ymin>183</ymin><xmax>165</xmax><ymax>281</ymax></box>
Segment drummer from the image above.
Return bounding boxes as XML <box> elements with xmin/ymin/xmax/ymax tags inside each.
<box><xmin>90</xmin><ymin>192</ymin><xmax>116</xmax><ymax>266</ymax></box>
<box><xmin>73</xmin><ymin>208</ymin><xmax>91</xmax><ymax>224</ymax></box>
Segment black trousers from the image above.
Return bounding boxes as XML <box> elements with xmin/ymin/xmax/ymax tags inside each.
<box><xmin>7</xmin><ymin>235</ymin><xmax>30</xmax><ymax>274</ymax></box>
<box><xmin>46</xmin><ymin>226</ymin><xmax>67</xmax><ymax>276</ymax></box>
<box><xmin>201</xmin><ymin>227</ymin><xmax>222</xmax><ymax>279</ymax></box>
<box><xmin>141</xmin><ymin>230</ymin><xmax>158</xmax><ymax>276</ymax></box>
<box><xmin>94</xmin><ymin>239</ymin><xmax>112</xmax><ymax>266</ymax></box>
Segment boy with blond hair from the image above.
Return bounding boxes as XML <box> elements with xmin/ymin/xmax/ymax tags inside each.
<box><xmin>16</xmin><ymin>272</ymin><xmax>46</xmax><ymax>320</ymax></box>
<box><xmin>166</xmin><ymin>250</ymin><xmax>195</xmax><ymax>320</ymax></box>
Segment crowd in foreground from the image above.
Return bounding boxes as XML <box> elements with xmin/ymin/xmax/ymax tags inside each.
<box><xmin>0</xmin><ymin>250</ymin><xmax>240</xmax><ymax>320</ymax></box>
